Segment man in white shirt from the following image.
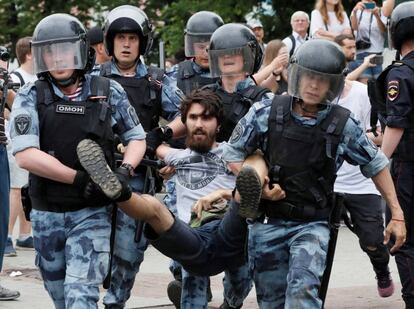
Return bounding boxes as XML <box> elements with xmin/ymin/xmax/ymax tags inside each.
<box><xmin>282</xmin><ymin>11</ymin><xmax>309</xmax><ymax>58</ymax></box>
<box><xmin>335</xmin><ymin>79</ymin><xmax>394</xmax><ymax>298</ymax></box>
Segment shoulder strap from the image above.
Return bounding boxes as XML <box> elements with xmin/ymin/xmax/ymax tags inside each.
<box><xmin>99</xmin><ymin>61</ymin><xmax>112</xmax><ymax>77</ymax></box>
<box><xmin>90</xmin><ymin>75</ymin><xmax>110</xmax><ymax>98</ymax></box>
<box><xmin>268</xmin><ymin>95</ymin><xmax>292</xmax><ymax>133</ymax></box>
<box><xmin>288</xmin><ymin>35</ymin><xmax>296</xmax><ymax>58</ymax></box>
<box><xmin>320</xmin><ymin>105</ymin><xmax>351</xmax><ymax>159</ymax></box>
<box><xmin>240</xmin><ymin>86</ymin><xmax>271</xmax><ymax>103</ymax></box>
<box><xmin>178</xmin><ymin>61</ymin><xmax>195</xmax><ymax>79</ymax></box>
<box><xmin>35</xmin><ymin>79</ymin><xmax>55</xmax><ymax>107</ymax></box>
<box><xmin>11</xmin><ymin>71</ymin><xmax>25</xmax><ymax>86</ymax></box>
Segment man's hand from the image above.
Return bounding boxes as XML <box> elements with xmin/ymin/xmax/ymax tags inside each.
<box><xmin>261</xmin><ymin>177</ymin><xmax>286</xmax><ymax>201</ymax></box>
<box><xmin>193</xmin><ymin>190</ymin><xmax>227</xmax><ymax>219</ymax></box>
<box><xmin>384</xmin><ymin>218</ymin><xmax>407</xmax><ymax>253</ymax></box>
<box><xmin>363</xmin><ymin>54</ymin><xmax>377</xmax><ymax>68</ymax></box>
<box><xmin>159</xmin><ymin>165</ymin><xmax>176</xmax><ymax>180</ymax></box>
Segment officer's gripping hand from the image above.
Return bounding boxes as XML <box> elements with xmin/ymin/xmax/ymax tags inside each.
<box><xmin>114</xmin><ymin>166</ymin><xmax>133</xmax><ymax>203</ymax></box>
<box><xmin>145</xmin><ymin>126</ymin><xmax>173</xmax><ymax>157</ymax></box>
<box><xmin>261</xmin><ymin>176</ymin><xmax>286</xmax><ymax>201</ymax></box>
<box><xmin>384</xmin><ymin>218</ymin><xmax>407</xmax><ymax>253</ymax></box>
<box><xmin>74</xmin><ymin>171</ymin><xmax>112</xmax><ymax>204</ymax></box>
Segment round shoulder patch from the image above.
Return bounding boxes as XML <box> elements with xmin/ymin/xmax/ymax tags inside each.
<box><xmin>14</xmin><ymin>114</ymin><xmax>31</xmax><ymax>135</ymax></box>
<box><xmin>229</xmin><ymin>122</ymin><xmax>244</xmax><ymax>144</ymax></box>
<box><xmin>387</xmin><ymin>80</ymin><xmax>399</xmax><ymax>102</ymax></box>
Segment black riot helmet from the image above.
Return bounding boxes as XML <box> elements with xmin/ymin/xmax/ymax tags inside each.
<box><xmin>184</xmin><ymin>11</ymin><xmax>224</xmax><ymax>57</ymax></box>
<box><xmin>31</xmin><ymin>14</ymin><xmax>94</xmax><ymax>85</ymax></box>
<box><xmin>389</xmin><ymin>1</ymin><xmax>414</xmax><ymax>51</ymax></box>
<box><xmin>103</xmin><ymin>5</ymin><xmax>153</xmax><ymax>57</ymax></box>
<box><xmin>208</xmin><ymin>23</ymin><xmax>262</xmax><ymax>78</ymax></box>
<box><xmin>288</xmin><ymin>39</ymin><xmax>346</xmax><ymax>103</ymax></box>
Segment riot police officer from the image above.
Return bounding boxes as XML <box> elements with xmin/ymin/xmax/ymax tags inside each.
<box><xmin>378</xmin><ymin>2</ymin><xmax>414</xmax><ymax>307</ymax></box>
<box><xmin>168</xmin><ymin>11</ymin><xmax>224</xmax><ymax>96</ymax></box>
<box><xmin>9</xmin><ymin>14</ymin><xmax>145</xmax><ymax>308</ymax></box>
<box><xmin>98</xmin><ymin>5</ymin><xmax>184</xmax><ymax>308</ymax></box>
<box><xmin>223</xmin><ymin>39</ymin><xmax>406</xmax><ymax>308</ymax></box>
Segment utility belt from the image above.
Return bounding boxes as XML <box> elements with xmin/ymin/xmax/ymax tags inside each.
<box><xmin>260</xmin><ymin>200</ymin><xmax>331</xmax><ymax>222</ymax></box>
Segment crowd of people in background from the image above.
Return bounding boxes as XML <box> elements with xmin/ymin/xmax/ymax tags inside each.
<box><xmin>1</xmin><ymin>1</ymin><xmax>414</xmax><ymax>309</ymax></box>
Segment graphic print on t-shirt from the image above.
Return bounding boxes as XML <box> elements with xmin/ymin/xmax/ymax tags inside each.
<box><xmin>175</xmin><ymin>152</ymin><xmax>225</xmax><ymax>190</ymax></box>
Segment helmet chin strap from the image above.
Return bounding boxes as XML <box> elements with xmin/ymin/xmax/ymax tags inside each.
<box><xmin>48</xmin><ymin>70</ymin><xmax>79</xmax><ymax>88</ymax></box>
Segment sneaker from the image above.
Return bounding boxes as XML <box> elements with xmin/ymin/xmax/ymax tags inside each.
<box><xmin>0</xmin><ymin>285</ymin><xmax>20</xmax><ymax>300</ymax></box>
<box><xmin>219</xmin><ymin>299</ymin><xmax>242</xmax><ymax>309</ymax></box>
<box><xmin>16</xmin><ymin>236</ymin><xmax>34</xmax><ymax>250</ymax></box>
<box><xmin>76</xmin><ymin>139</ymin><xmax>122</xmax><ymax>200</ymax></box>
<box><xmin>167</xmin><ymin>279</ymin><xmax>181</xmax><ymax>308</ymax></box>
<box><xmin>376</xmin><ymin>270</ymin><xmax>395</xmax><ymax>297</ymax></box>
<box><xmin>235</xmin><ymin>166</ymin><xmax>262</xmax><ymax>219</ymax></box>
<box><xmin>3</xmin><ymin>238</ymin><xmax>16</xmax><ymax>257</ymax></box>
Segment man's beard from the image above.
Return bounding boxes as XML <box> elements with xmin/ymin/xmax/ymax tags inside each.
<box><xmin>186</xmin><ymin>129</ymin><xmax>216</xmax><ymax>153</ymax></box>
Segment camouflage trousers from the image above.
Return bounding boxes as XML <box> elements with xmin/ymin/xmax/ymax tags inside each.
<box><xmin>180</xmin><ymin>262</ymin><xmax>253</xmax><ymax>309</ymax></box>
<box><xmin>164</xmin><ymin>176</ymin><xmax>178</xmax><ymax>215</ymax></box>
<box><xmin>103</xmin><ymin>175</ymin><xmax>149</xmax><ymax>308</ymax></box>
<box><xmin>248</xmin><ymin>219</ymin><xmax>330</xmax><ymax>309</ymax></box>
<box><xmin>31</xmin><ymin>207</ymin><xmax>111</xmax><ymax>309</ymax></box>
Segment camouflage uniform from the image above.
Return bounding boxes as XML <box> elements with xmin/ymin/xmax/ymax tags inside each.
<box><xmin>92</xmin><ymin>60</ymin><xmax>182</xmax><ymax>308</ymax></box>
<box><xmin>10</xmin><ymin>76</ymin><xmax>145</xmax><ymax>309</ymax></box>
<box><xmin>223</xmin><ymin>98</ymin><xmax>389</xmax><ymax>308</ymax></box>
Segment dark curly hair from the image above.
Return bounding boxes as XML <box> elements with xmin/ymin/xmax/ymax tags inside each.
<box><xmin>180</xmin><ymin>88</ymin><xmax>223</xmax><ymax>125</ymax></box>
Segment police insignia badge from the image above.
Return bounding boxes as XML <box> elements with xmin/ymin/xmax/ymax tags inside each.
<box><xmin>387</xmin><ymin>80</ymin><xmax>399</xmax><ymax>101</ymax></box>
<box><xmin>14</xmin><ymin>114</ymin><xmax>31</xmax><ymax>135</ymax></box>
<box><xmin>229</xmin><ymin>122</ymin><xmax>243</xmax><ymax>144</ymax></box>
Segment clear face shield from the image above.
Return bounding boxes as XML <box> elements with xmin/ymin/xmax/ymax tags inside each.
<box><xmin>288</xmin><ymin>63</ymin><xmax>345</xmax><ymax>104</ymax></box>
<box><xmin>32</xmin><ymin>39</ymin><xmax>87</xmax><ymax>75</ymax></box>
<box><xmin>184</xmin><ymin>34</ymin><xmax>211</xmax><ymax>57</ymax></box>
<box><xmin>208</xmin><ymin>46</ymin><xmax>255</xmax><ymax>78</ymax></box>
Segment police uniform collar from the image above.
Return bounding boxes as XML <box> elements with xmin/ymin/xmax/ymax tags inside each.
<box><xmin>191</xmin><ymin>60</ymin><xmax>210</xmax><ymax>74</ymax></box>
<box><xmin>110</xmin><ymin>58</ymin><xmax>147</xmax><ymax>78</ymax></box>
<box><xmin>402</xmin><ymin>50</ymin><xmax>414</xmax><ymax>60</ymax></box>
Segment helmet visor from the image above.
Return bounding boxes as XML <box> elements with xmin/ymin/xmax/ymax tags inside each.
<box><xmin>33</xmin><ymin>40</ymin><xmax>87</xmax><ymax>75</ymax></box>
<box><xmin>209</xmin><ymin>46</ymin><xmax>255</xmax><ymax>78</ymax></box>
<box><xmin>288</xmin><ymin>63</ymin><xmax>345</xmax><ymax>103</ymax></box>
<box><xmin>184</xmin><ymin>34</ymin><xmax>210</xmax><ymax>57</ymax></box>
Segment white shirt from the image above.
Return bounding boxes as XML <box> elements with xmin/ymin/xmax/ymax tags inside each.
<box><xmin>354</xmin><ymin>9</ymin><xmax>387</xmax><ymax>53</ymax></box>
<box><xmin>10</xmin><ymin>67</ymin><xmax>37</xmax><ymax>87</ymax></box>
<box><xmin>282</xmin><ymin>31</ymin><xmax>308</xmax><ymax>56</ymax></box>
<box><xmin>310</xmin><ymin>10</ymin><xmax>350</xmax><ymax>37</ymax></box>
<box><xmin>334</xmin><ymin>81</ymin><xmax>380</xmax><ymax>195</ymax></box>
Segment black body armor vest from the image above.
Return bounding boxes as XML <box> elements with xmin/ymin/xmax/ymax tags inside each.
<box><xmin>204</xmin><ymin>83</ymin><xmax>271</xmax><ymax>142</ymax></box>
<box><xmin>30</xmin><ymin>76</ymin><xmax>115</xmax><ymax>211</ymax></box>
<box><xmin>100</xmin><ymin>62</ymin><xmax>164</xmax><ymax>132</ymax></box>
<box><xmin>176</xmin><ymin>60</ymin><xmax>217</xmax><ymax>96</ymax></box>
<box><xmin>263</xmin><ymin>96</ymin><xmax>351</xmax><ymax>221</ymax></box>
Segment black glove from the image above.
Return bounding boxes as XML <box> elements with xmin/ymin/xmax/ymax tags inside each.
<box><xmin>73</xmin><ymin>171</ymin><xmax>90</xmax><ymax>190</ymax></box>
<box><xmin>114</xmin><ymin>166</ymin><xmax>133</xmax><ymax>202</ymax></box>
<box><xmin>83</xmin><ymin>181</ymin><xmax>113</xmax><ymax>204</ymax></box>
<box><xmin>145</xmin><ymin>126</ymin><xmax>173</xmax><ymax>157</ymax></box>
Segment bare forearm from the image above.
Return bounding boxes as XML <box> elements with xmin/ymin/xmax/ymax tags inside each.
<box><xmin>372</xmin><ymin>168</ymin><xmax>404</xmax><ymax>219</ymax></box>
<box><xmin>346</xmin><ymin>63</ymin><xmax>368</xmax><ymax>81</ymax></box>
<box><xmin>382</xmin><ymin>126</ymin><xmax>404</xmax><ymax>158</ymax></box>
<box><xmin>168</xmin><ymin>117</ymin><xmax>186</xmax><ymax>138</ymax></box>
<box><xmin>15</xmin><ymin>147</ymin><xmax>76</xmax><ymax>184</ymax></box>
<box><xmin>123</xmin><ymin>139</ymin><xmax>146</xmax><ymax>168</ymax></box>
<box><xmin>382</xmin><ymin>0</ymin><xmax>395</xmax><ymax>17</ymax></box>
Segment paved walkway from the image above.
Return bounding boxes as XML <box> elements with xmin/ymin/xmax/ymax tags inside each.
<box><xmin>0</xmin><ymin>226</ymin><xmax>404</xmax><ymax>308</ymax></box>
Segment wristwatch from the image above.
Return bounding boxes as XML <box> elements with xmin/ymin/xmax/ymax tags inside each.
<box><xmin>120</xmin><ymin>162</ymin><xmax>135</xmax><ymax>177</ymax></box>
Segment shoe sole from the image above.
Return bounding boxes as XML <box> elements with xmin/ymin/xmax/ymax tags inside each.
<box><xmin>16</xmin><ymin>245</ymin><xmax>34</xmax><ymax>251</ymax></box>
<box><xmin>236</xmin><ymin>166</ymin><xmax>262</xmax><ymax>219</ymax></box>
<box><xmin>3</xmin><ymin>252</ymin><xmax>17</xmax><ymax>257</ymax></box>
<box><xmin>0</xmin><ymin>295</ymin><xmax>20</xmax><ymax>301</ymax></box>
<box><xmin>76</xmin><ymin>139</ymin><xmax>122</xmax><ymax>200</ymax></box>
<box><xmin>167</xmin><ymin>280</ymin><xmax>182</xmax><ymax>308</ymax></box>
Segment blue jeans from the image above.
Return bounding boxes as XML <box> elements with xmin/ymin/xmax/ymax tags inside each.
<box><xmin>31</xmin><ymin>207</ymin><xmax>111</xmax><ymax>309</ymax></box>
<box><xmin>249</xmin><ymin>219</ymin><xmax>330</xmax><ymax>309</ymax></box>
<box><xmin>103</xmin><ymin>174</ymin><xmax>149</xmax><ymax>308</ymax></box>
<box><xmin>0</xmin><ymin>144</ymin><xmax>9</xmax><ymax>271</ymax></box>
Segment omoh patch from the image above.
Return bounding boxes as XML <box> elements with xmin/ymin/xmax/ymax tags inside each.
<box><xmin>14</xmin><ymin>114</ymin><xmax>31</xmax><ymax>135</ymax></box>
<box><xmin>387</xmin><ymin>80</ymin><xmax>399</xmax><ymax>101</ymax></box>
<box><xmin>229</xmin><ymin>122</ymin><xmax>244</xmax><ymax>144</ymax></box>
